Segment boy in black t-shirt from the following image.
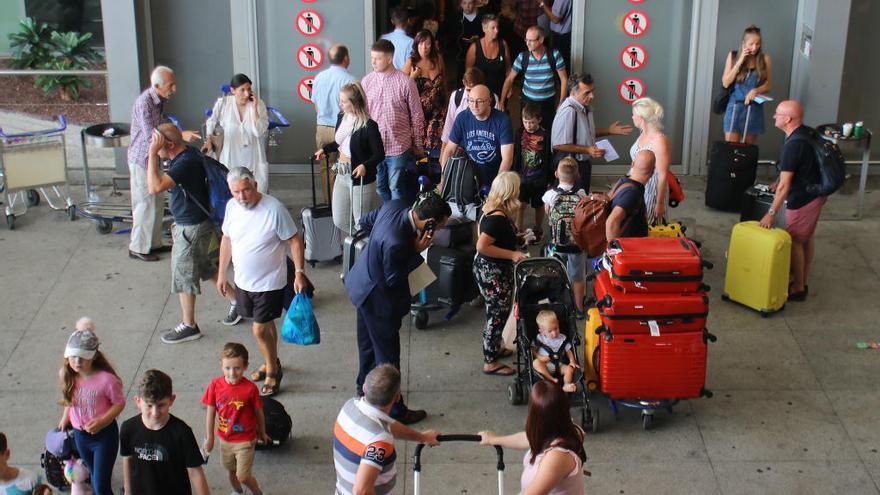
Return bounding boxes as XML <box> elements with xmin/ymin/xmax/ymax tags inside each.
<box><xmin>514</xmin><ymin>102</ymin><xmax>552</xmax><ymax>240</ymax></box>
<box><xmin>120</xmin><ymin>369</ymin><xmax>209</xmax><ymax>495</ymax></box>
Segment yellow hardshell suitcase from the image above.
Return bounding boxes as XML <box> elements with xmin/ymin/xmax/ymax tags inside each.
<box><xmin>583</xmin><ymin>307</ymin><xmax>602</xmax><ymax>391</ymax></box>
<box><xmin>648</xmin><ymin>220</ymin><xmax>686</xmax><ymax>238</ymax></box>
<box><xmin>722</xmin><ymin>221</ymin><xmax>791</xmax><ymax>317</ymax></box>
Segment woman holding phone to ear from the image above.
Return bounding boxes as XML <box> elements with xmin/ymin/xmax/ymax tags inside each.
<box><xmin>721</xmin><ymin>25</ymin><xmax>772</xmax><ymax>145</ymax></box>
<box><xmin>203</xmin><ymin>73</ymin><xmax>270</xmax><ymax>192</ymax></box>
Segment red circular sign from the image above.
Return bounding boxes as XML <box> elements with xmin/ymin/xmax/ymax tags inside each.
<box><xmin>618</xmin><ymin>78</ymin><xmax>646</xmax><ymax>103</ymax></box>
<box><xmin>628</xmin><ymin>0</ymin><xmax>646</xmax><ymax>3</ymax></box>
<box><xmin>296</xmin><ymin>10</ymin><xmax>323</xmax><ymax>36</ymax></box>
<box><xmin>620</xmin><ymin>44</ymin><xmax>648</xmax><ymax>71</ymax></box>
<box><xmin>297</xmin><ymin>77</ymin><xmax>315</xmax><ymax>103</ymax></box>
<box><xmin>296</xmin><ymin>44</ymin><xmax>324</xmax><ymax>70</ymax></box>
<box><xmin>622</xmin><ymin>10</ymin><xmax>650</xmax><ymax>38</ymax></box>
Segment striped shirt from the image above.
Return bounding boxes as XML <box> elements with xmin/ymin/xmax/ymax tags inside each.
<box><xmin>512</xmin><ymin>48</ymin><xmax>565</xmax><ymax>101</ymax></box>
<box><xmin>127</xmin><ymin>87</ymin><xmax>164</xmax><ymax>168</ymax></box>
<box><xmin>362</xmin><ymin>68</ymin><xmax>425</xmax><ymax>156</ymax></box>
<box><xmin>333</xmin><ymin>398</ymin><xmax>398</xmax><ymax>495</ymax></box>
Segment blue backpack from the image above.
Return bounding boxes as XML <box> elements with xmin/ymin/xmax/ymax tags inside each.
<box><xmin>792</xmin><ymin>129</ymin><xmax>846</xmax><ymax>197</ymax></box>
<box><xmin>179</xmin><ymin>152</ymin><xmax>233</xmax><ymax>226</ymax></box>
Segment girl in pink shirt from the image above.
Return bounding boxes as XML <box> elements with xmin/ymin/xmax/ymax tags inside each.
<box><xmin>57</xmin><ymin>318</ymin><xmax>125</xmax><ymax>495</ymax></box>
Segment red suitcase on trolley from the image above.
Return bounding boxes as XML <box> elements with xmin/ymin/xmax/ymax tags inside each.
<box><xmin>598</xmin><ymin>330</ymin><xmax>710</xmax><ymax>400</ymax></box>
<box><xmin>594</xmin><ymin>270</ymin><xmax>709</xmax><ymax>335</ymax></box>
<box><xmin>604</xmin><ymin>238</ymin><xmax>710</xmax><ymax>294</ymax></box>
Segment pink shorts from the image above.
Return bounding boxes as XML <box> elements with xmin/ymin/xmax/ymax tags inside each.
<box><xmin>785</xmin><ymin>196</ymin><xmax>826</xmax><ymax>244</ymax></box>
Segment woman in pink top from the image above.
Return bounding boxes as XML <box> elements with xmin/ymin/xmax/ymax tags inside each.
<box><xmin>480</xmin><ymin>381</ymin><xmax>586</xmax><ymax>494</ymax></box>
<box><xmin>57</xmin><ymin>318</ymin><xmax>125</xmax><ymax>495</ymax></box>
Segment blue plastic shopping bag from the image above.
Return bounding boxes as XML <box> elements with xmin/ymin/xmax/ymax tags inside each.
<box><xmin>281</xmin><ymin>293</ymin><xmax>320</xmax><ymax>345</ymax></box>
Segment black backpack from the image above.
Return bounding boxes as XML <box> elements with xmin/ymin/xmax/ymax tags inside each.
<box><xmin>41</xmin><ymin>451</ymin><xmax>70</xmax><ymax>490</ymax></box>
<box><xmin>790</xmin><ymin>128</ymin><xmax>846</xmax><ymax>196</ymax></box>
<box><xmin>256</xmin><ymin>397</ymin><xmax>292</xmax><ymax>450</ymax></box>
<box><xmin>440</xmin><ymin>156</ymin><xmax>483</xmax><ymax>213</ymax></box>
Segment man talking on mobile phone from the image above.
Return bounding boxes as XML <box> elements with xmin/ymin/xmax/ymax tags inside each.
<box><xmin>344</xmin><ymin>193</ymin><xmax>450</xmax><ymax>424</ymax></box>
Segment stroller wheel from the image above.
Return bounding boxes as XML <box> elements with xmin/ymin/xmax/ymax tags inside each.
<box><xmin>582</xmin><ymin>408</ymin><xmax>599</xmax><ymax>433</ymax></box>
<box><xmin>412</xmin><ymin>310</ymin><xmax>429</xmax><ymax>330</ymax></box>
<box><xmin>507</xmin><ymin>382</ymin><xmax>525</xmax><ymax>405</ymax></box>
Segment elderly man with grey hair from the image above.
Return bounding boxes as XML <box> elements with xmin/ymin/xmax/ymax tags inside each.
<box><xmin>333</xmin><ymin>364</ymin><xmax>440</xmax><ymax>495</ymax></box>
<box><xmin>216</xmin><ymin>166</ymin><xmax>310</xmax><ymax>397</ymax></box>
<box><xmin>127</xmin><ymin>65</ymin><xmax>202</xmax><ymax>262</ymax></box>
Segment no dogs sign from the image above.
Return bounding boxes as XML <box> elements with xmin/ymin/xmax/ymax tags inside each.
<box><xmin>297</xmin><ymin>44</ymin><xmax>324</xmax><ymax>70</ymax></box>
<box><xmin>618</xmin><ymin>78</ymin><xmax>646</xmax><ymax>103</ymax></box>
<box><xmin>296</xmin><ymin>10</ymin><xmax>323</xmax><ymax>36</ymax></box>
<box><xmin>622</xmin><ymin>10</ymin><xmax>650</xmax><ymax>38</ymax></box>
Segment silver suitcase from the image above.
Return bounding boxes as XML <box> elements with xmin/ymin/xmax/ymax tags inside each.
<box><xmin>302</xmin><ymin>156</ymin><xmax>341</xmax><ymax>265</ymax></box>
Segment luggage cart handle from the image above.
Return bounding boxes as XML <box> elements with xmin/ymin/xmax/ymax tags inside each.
<box><xmin>0</xmin><ymin>115</ymin><xmax>66</xmax><ymax>138</ymax></box>
<box><xmin>413</xmin><ymin>434</ymin><xmax>504</xmax><ymax>472</ymax></box>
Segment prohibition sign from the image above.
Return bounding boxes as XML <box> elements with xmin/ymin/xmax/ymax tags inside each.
<box><xmin>297</xmin><ymin>44</ymin><xmax>324</xmax><ymax>70</ymax></box>
<box><xmin>622</xmin><ymin>10</ymin><xmax>650</xmax><ymax>38</ymax></box>
<box><xmin>620</xmin><ymin>44</ymin><xmax>648</xmax><ymax>71</ymax></box>
<box><xmin>296</xmin><ymin>10</ymin><xmax>323</xmax><ymax>36</ymax></box>
<box><xmin>298</xmin><ymin>77</ymin><xmax>315</xmax><ymax>103</ymax></box>
<box><xmin>628</xmin><ymin>0</ymin><xmax>645</xmax><ymax>3</ymax></box>
<box><xmin>618</xmin><ymin>78</ymin><xmax>645</xmax><ymax>103</ymax></box>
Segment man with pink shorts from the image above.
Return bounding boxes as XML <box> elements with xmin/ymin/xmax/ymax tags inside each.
<box><xmin>760</xmin><ymin>100</ymin><xmax>826</xmax><ymax>301</ymax></box>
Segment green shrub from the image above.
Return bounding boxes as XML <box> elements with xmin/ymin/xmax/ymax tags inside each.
<box><xmin>8</xmin><ymin>17</ymin><xmax>53</xmax><ymax>69</ymax></box>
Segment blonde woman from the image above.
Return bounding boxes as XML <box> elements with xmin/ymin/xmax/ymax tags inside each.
<box><xmin>630</xmin><ymin>97</ymin><xmax>671</xmax><ymax>224</ymax></box>
<box><xmin>315</xmin><ymin>82</ymin><xmax>385</xmax><ymax>234</ymax></box>
<box><xmin>473</xmin><ymin>171</ymin><xmax>527</xmax><ymax>376</ymax></box>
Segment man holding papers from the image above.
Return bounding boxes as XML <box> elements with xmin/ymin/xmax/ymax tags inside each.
<box><xmin>551</xmin><ymin>73</ymin><xmax>633</xmax><ymax>190</ymax></box>
<box><xmin>345</xmin><ymin>193</ymin><xmax>451</xmax><ymax>425</ymax></box>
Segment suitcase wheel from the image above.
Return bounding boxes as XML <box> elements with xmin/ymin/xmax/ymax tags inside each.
<box><xmin>508</xmin><ymin>381</ymin><xmax>525</xmax><ymax>405</ymax></box>
<box><xmin>641</xmin><ymin>413</ymin><xmax>653</xmax><ymax>430</ymax></box>
<box><xmin>412</xmin><ymin>310</ymin><xmax>429</xmax><ymax>330</ymax></box>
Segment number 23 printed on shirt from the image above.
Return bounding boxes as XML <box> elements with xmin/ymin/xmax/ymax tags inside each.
<box><xmin>364</xmin><ymin>444</ymin><xmax>387</xmax><ymax>462</ymax></box>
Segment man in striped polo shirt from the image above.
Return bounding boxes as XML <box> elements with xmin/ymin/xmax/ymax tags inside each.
<box><xmin>333</xmin><ymin>365</ymin><xmax>440</xmax><ymax>495</ymax></box>
<box><xmin>500</xmin><ymin>25</ymin><xmax>569</xmax><ymax>129</ymax></box>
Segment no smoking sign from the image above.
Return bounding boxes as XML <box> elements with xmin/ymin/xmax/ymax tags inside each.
<box><xmin>618</xmin><ymin>78</ymin><xmax>646</xmax><ymax>103</ymax></box>
<box><xmin>622</xmin><ymin>10</ymin><xmax>650</xmax><ymax>38</ymax></box>
<box><xmin>620</xmin><ymin>44</ymin><xmax>648</xmax><ymax>71</ymax></box>
<box><xmin>296</xmin><ymin>10</ymin><xmax>323</xmax><ymax>36</ymax></box>
<box><xmin>297</xmin><ymin>44</ymin><xmax>324</xmax><ymax>70</ymax></box>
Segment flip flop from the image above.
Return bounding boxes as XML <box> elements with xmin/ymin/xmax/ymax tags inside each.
<box><xmin>260</xmin><ymin>373</ymin><xmax>280</xmax><ymax>397</ymax></box>
<box><xmin>482</xmin><ymin>364</ymin><xmax>515</xmax><ymax>376</ymax></box>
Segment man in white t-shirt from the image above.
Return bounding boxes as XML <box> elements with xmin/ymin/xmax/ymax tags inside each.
<box><xmin>217</xmin><ymin>167</ymin><xmax>311</xmax><ymax>397</ymax></box>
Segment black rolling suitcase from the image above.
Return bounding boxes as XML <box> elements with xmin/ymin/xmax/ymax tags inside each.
<box><xmin>741</xmin><ymin>184</ymin><xmax>787</xmax><ymax>227</ymax></box>
<box><xmin>255</xmin><ymin>396</ymin><xmax>292</xmax><ymax>449</ymax></box>
<box><xmin>424</xmin><ymin>245</ymin><xmax>478</xmax><ymax>307</ymax></box>
<box><xmin>302</xmin><ymin>156</ymin><xmax>341</xmax><ymax>266</ymax></box>
<box><xmin>342</xmin><ymin>177</ymin><xmax>369</xmax><ymax>280</ymax></box>
<box><xmin>705</xmin><ymin>104</ymin><xmax>758</xmax><ymax>212</ymax></box>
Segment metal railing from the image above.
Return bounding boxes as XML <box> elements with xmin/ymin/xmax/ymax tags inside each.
<box><xmin>0</xmin><ymin>69</ymin><xmax>106</xmax><ymax>76</ymax></box>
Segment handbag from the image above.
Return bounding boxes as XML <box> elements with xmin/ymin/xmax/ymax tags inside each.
<box><xmin>208</xmin><ymin>96</ymin><xmax>226</xmax><ymax>156</ymax></box>
<box><xmin>667</xmin><ymin>169</ymin><xmax>685</xmax><ymax>207</ymax></box>
<box><xmin>712</xmin><ymin>51</ymin><xmax>738</xmax><ymax>115</ymax></box>
<box><xmin>281</xmin><ymin>293</ymin><xmax>321</xmax><ymax>345</ymax></box>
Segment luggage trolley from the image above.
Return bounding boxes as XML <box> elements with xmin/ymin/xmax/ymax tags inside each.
<box><xmin>413</xmin><ymin>434</ymin><xmax>505</xmax><ymax>495</ymax></box>
<box><xmin>0</xmin><ymin>116</ymin><xmax>76</xmax><ymax>230</ymax></box>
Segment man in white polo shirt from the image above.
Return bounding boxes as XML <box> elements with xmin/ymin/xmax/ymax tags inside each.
<box><xmin>216</xmin><ymin>167</ymin><xmax>311</xmax><ymax>397</ymax></box>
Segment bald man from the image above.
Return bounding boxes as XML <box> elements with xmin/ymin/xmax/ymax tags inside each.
<box><xmin>312</xmin><ymin>44</ymin><xmax>357</xmax><ymax>202</ymax></box>
<box><xmin>761</xmin><ymin>100</ymin><xmax>825</xmax><ymax>301</ymax></box>
<box><xmin>440</xmin><ymin>84</ymin><xmax>514</xmax><ymax>187</ymax></box>
<box><xmin>606</xmin><ymin>150</ymin><xmax>652</xmax><ymax>240</ymax></box>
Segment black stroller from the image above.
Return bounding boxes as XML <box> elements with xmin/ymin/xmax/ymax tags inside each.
<box><xmin>508</xmin><ymin>257</ymin><xmax>599</xmax><ymax>432</ymax></box>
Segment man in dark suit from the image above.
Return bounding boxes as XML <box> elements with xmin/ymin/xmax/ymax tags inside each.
<box><xmin>345</xmin><ymin>193</ymin><xmax>451</xmax><ymax>424</ymax></box>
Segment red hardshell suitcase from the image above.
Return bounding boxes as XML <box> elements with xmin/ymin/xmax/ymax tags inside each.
<box><xmin>605</xmin><ymin>238</ymin><xmax>711</xmax><ymax>293</ymax></box>
<box><xmin>594</xmin><ymin>270</ymin><xmax>709</xmax><ymax>335</ymax></box>
<box><xmin>598</xmin><ymin>330</ymin><xmax>709</xmax><ymax>400</ymax></box>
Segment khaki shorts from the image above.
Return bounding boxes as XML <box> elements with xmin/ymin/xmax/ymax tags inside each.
<box><xmin>171</xmin><ymin>220</ymin><xmax>218</xmax><ymax>294</ymax></box>
<box><xmin>219</xmin><ymin>438</ymin><xmax>257</xmax><ymax>479</ymax></box>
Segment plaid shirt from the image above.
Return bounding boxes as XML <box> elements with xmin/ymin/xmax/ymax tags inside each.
<box><xmin>514</xmin><ymin>0</ymin><xmax>543</xmax><ymax>38</ymax></box>
<box><xmin>127</xmin><ymin>87</ymin><xmax>164</xmax><ymax>168</ymax></box>
<box><xmin>361</xmin><ymin>69</ymin><xmax>425</xmax><ymax>156</ymax></box>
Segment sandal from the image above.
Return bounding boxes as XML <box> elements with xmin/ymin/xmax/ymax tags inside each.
<box><xmin>482</xmin><ymin>364</ymin><xmax>515</xmax><ymax>376</ymax></box>
<box><xmin>260</xmin><ymin>373</ymin><xmax>280</xmax><ymax>396</ymax></box>
<box><xmin>250</xmin><ymin>358</ymin><xmax>282</xmax><ymax>382</ymax></box>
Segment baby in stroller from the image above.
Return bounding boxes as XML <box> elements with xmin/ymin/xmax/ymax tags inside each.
<box><xmin>532</xmin><ymin>309</ymin><xmax>580</xmax><ymax>392</ymax></box>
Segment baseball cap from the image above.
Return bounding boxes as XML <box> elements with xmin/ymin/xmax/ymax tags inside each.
<box><xmin>64</xmin><ymin>329</ymin><xmax>99</xmax><ymax>360</ymax></box>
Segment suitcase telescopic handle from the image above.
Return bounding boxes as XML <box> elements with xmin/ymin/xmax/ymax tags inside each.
<box><xmin>413</xmin><ymin>434</ymin><xmax>504</xmax><ymax>473</ymax></box>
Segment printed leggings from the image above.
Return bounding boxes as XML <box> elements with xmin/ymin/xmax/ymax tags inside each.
<box><xmin>472</xmin><ymin>254</ymin><xmax>514</xmax><ymax>363</ymax></box>
<box><xmin>73</xmin><ymin>420</ymin><xmax>118</xmax><ymax>495</ymax></box>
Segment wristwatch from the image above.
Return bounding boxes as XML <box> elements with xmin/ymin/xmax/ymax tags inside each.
<box><xmin>767</xmin><ymin>208</ymin><xmax>776</xmax><ymax>215</ymax></box>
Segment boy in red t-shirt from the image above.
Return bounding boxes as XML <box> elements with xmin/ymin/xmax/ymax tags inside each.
<box><xmin>202</xmin><ymin>342</ymin><xmax>269</xmax><ymax>495</ymax></box>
